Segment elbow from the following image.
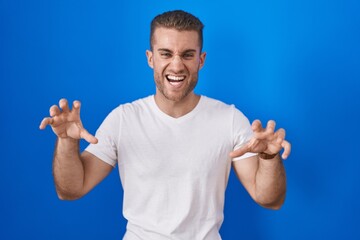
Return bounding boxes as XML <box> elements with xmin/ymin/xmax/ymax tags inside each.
<box><xmin>255</xmin><ymin>193</ymin><xmax>286</xmax><ymax>210</ymax></box>
<box><xmin>261</xmin><ymin>201</ymin><xmax>284</xmax><ymax>210</ymax></box>
<box><xmin>56</xmin><ymin>188</ymin><xmax>84</xmax><ymax>201</ymax></box>
<box><xmin>57</xmin><ymin>193</ymin><xmax>81</xmax><ymax>201</ymax></box>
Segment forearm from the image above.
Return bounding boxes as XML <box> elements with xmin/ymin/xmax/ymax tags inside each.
<box><xmin>53</xmin><ymin>137</ymin><xmax>85</xmax><ymax>200</ymax></box>
<box><xmin>255</xmin><ymin>154</ymin><xmax>286</xmax><ymax>209</ymax></box>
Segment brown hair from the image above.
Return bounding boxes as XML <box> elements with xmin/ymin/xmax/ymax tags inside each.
<box><xmin>150</xmin><ymin>10</ymin><xmax>204</xmax><ymax>50</ymax></box>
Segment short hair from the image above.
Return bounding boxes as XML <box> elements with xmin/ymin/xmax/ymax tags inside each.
<box><xmin>150</xmin><ymin>10</ymin><xmax>204</xmax><ymax>50</ymax></box>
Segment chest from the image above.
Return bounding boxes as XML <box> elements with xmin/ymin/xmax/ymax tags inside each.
<box><xmin>118</xmin><ymin>115</ymin><xmax>233</xmax><ymax>180</ymax></box>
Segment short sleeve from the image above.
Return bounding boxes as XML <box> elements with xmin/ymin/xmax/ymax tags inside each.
<box><xmin>231</xmin><ymin>106</ymin><xmax>257</xmax><ymax>161</ymax></box>
<box><xmin>85</xmin><ymin>107</ymin><xmax>121</xmax><ymax>167</ymax></box>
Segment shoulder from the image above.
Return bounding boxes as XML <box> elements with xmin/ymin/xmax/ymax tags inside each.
<box><xmin>200</xmin><ymin>95</ymin><xmax>250</xmax><ymax>123</ymax></box>
<box><xmin>98</xmin><ymin>95</ymin><xmax>154</xmax><ymax>130</ymax></box>
<box><xmin>197</xmin><ymin>96</ymin><xmax>237</xmax><ymax>127</ymax></box>
<box><xmin>111</xmin><ymin>95</ymin><xmax>154</xmax><ymax>115</ymax></box>
<box><xmin>102</xmin><ymin>95</ymin><xmax>157</xmax><ymax>127</ymax></box>
<box><xmin>200</xmin><ymin>95</ymin><xmax>241</xmax><ymax>115</ymax></box>
<box><xmin>201</xmin><ymin>96</ymin><xmax>233</xmax><ymax>110</ymax></box>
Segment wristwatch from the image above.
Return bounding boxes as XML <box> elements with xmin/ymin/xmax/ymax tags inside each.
<box><xmin>258</xmin><ymin>152</ymin><xmax>278</xmax><ymax>159</ymax></box>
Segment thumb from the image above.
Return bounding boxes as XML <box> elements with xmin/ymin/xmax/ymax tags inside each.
<box><xmin>229</xmin><ymin>145</ymin><xmax>249</xmax><ymax>158</ymax></box>
<box><xmin>80</xmin><ymin>129</ymin><xmax>98</xmax><ymax>144</ymax></box>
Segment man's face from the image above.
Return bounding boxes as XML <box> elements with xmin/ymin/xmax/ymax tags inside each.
<box><xmin>146</xmin><ymin>27</ymin><xmax>206</xmax><ymax>102</ymax></box>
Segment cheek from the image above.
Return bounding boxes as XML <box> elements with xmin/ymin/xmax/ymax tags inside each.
<box><xmin>153</xmin><ymin>65</ymin><xmax>164</xmax><ymax>80</ymax></box>
<box><xmin>189</xmin><ymin>58</ymin><xmax>201</xmax><ymax>68</ymax></box>
<box><xmin>187</xmin><ymin>62</ymin><xmax>201</xmax><ymax>73</ymax></box>
<box><xmin>154</xmin><ymin>62</ymin><xmax>169</xmax><ymax>74</ymax></box>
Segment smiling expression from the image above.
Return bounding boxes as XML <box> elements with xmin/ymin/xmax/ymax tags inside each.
<box><xmin>146</xmin><ymin>27</ymin><xmax>206</xmax><ymax>103</ymax></box>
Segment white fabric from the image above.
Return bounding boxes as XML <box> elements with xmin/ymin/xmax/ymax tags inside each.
<box><xmin>85</xmin><ymin>95</ymin><xmax>255</xmax><ymax>240</ymax></box>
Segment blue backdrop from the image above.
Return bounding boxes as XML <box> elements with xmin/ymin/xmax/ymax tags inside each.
<box><xmin>1</xmin><ymin>0</ymin><xmax>359</xmax><ymax>239</ymax></box>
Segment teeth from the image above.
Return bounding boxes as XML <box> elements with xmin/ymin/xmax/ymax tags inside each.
<box><xmin>167</xmin><ymin>75</ymin><xmax>185</xmax><ymax>81</ymax></box>
<box><xmin>169</xmin><ymin>81</ymin><xmax>182</xmax><ymax>86</ymax></box>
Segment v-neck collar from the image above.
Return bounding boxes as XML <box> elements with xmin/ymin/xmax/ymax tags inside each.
<box><xmin>149</xmin><ymin>95</ymin><xmax>204</xmax><ymax>123</ymax></box>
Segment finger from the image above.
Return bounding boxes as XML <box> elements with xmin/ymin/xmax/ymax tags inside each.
<box><xmin>39</xmin><ymin>117</ymin><xmax>53</xmax><ymax>129</ymax></box>
<box><xmin>229</xmin><ymin>145</ymin><xmax>250</xmax><ymax>158</ymax></box>
<box><xmin>80</xmin><ymin>129</ymin><xmax>98</xmax><ymax>144</ymax></box>
<box><xmin>72</xmin><ymin>100</ymin><xmax>81</xmax><ymax>115</ymax></box>
<box><xmin>251</xmin><ymin>119</ymin><xmax>263</xmax><ymax>132</ymax></box>
<box><xmin>275</xmin><ymin>128</ymin><xmax>286</xmax><ymax>139</ymax></box>
<box><xmin>253</xmin><ymin>120</ymin><xmax>277</xmax><ymax>140</ymax></box>
<box><xmin>265</xmin><ymin>120</ymin><xmax>276</xmax><ymax>134</ymax></box>
<box><xmin>49</xmin><ymin>105</ymin><xmax>60</xmax><ymax>117</ymax></box>
<box><xmin>59</xmin><ymin>98</ymin><xmax>70</xmax><ymax>113</ymax></box>
<box><xmin>275</xmin><ymin>128</ymin><xmax>286</xmax><ymax>144</ymax></box>
<box><xmin>252</xmin><ymin>120</ymin><xmax>273</xmax><ymax>139</ymax></box>
<box><xmin>281</xmin><ymin>140</ymin><xmax>291</xmax><ymax>159</ymax></box>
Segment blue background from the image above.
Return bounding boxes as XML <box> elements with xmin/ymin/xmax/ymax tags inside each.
<box><xmin>1</xmin><ymin>0</ymin><xmax>359</xmax><ymax>239</ymax></box>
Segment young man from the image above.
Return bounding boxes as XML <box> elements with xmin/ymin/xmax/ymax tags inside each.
<box><xmin>40</xmin><ymin>10</ymin><xmax>291</xmax><ymax>240</ymax></box>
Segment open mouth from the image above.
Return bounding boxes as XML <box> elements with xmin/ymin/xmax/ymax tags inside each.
<box><xmin>166</xmin><ymin>75</ymin><xmax>186</xmax><ymax>87</ymax></box>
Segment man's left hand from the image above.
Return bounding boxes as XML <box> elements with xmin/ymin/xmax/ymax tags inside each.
<box><xmin>229</xmin><ymin>120</ymin><xmax>291</xmax><ymax>159</ymax></box>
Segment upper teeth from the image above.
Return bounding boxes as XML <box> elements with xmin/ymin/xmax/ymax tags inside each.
<box><xmin>167</xmin><ymin>75</ymin><xmax>185</xmax><ymax>81</ymax></box>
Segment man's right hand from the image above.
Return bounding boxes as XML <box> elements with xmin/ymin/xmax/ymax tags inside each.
<box><xmin>39</xmin><ymin>98</ymin><xmax>98</xmax><ymax>144</ymax></box>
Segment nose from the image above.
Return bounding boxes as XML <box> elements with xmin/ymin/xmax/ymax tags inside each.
<box><xmin>169</xmin><ymin>55</ymin><xmax>185</xmax><ymax>72</ymax></box>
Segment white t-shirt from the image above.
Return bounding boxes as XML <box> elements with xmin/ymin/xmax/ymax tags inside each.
<box><xmin>86</xmin><ymin>95</ymin><xmax>255</xmax><ymax>240</ymax></box>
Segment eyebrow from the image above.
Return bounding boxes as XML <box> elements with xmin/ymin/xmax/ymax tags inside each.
<box><xmin>157</xmin><ymin>48</ymin><xmax>197</xmax><ymax>54</ymax></box>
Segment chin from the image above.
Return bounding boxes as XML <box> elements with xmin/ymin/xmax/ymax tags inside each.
<box><xmin>155</xmin><ymin>79</ymin><xmax>197</xmax><ymax>102</ymax></box>
<box><xmin>162</xmin><ymin>89</ymin><xmax>191</xmax><ymax>102</ymax></box>
<box><xmin>164</xmin><ymin>93</ymin><xmax>187</xmax><ymax>102</ymax></box>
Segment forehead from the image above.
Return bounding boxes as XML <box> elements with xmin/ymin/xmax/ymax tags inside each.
<box><xmin>152</xmin><ymin>27</ymin><xmax>200</xmax><ymax>51</ymax></box>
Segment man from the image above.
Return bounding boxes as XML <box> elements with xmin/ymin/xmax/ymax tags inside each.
<box><xmin>40</xmin><ymin>10</ymin><xmax>291</xmax><ymax>240</ymax></box>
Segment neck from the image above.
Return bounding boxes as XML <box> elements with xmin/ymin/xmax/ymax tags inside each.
<box><xmin>154</xmin><ymin>92</ymin><xmax>200</xmax><ymax>118</ymax></box>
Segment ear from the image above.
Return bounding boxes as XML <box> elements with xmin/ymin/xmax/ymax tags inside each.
<box><xmin>199</xmin><ymin>52</ymin><xmax>207</xmax><ymax>70</ymax></box>
<box><xmin>146</xmin><ymin>50</ymin><xmax>154</xmax><ymax>69</ymax></box>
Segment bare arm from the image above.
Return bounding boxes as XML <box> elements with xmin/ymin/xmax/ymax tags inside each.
<box><xmin>53</xmin><ymin>138</ymin><xmax>113</xmax><ymax>200</ymax></box>
<box><xmin>230</xmin><ymin>120</ymin><xmax>291</xmax><ymax>209</ymax></box>
<box><xmin>232</xmin><ymin>154</ymin><xmax>286</xmax><ymax>209</ymax></box>
<box><xmin>40</xmin><ymin>99</ymin><xmax>113</xmax><ymax>200</ymax></box>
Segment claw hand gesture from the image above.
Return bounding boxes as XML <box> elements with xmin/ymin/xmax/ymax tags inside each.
<box><xmin>39</xmin><ymin>99</ymin><xmax>98</xmax><ymax>144</ymax></box>
<box><xmin>230</xmin><ymin>120</ymin><xmax>291</xmax><ymax>160</ymax></box>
